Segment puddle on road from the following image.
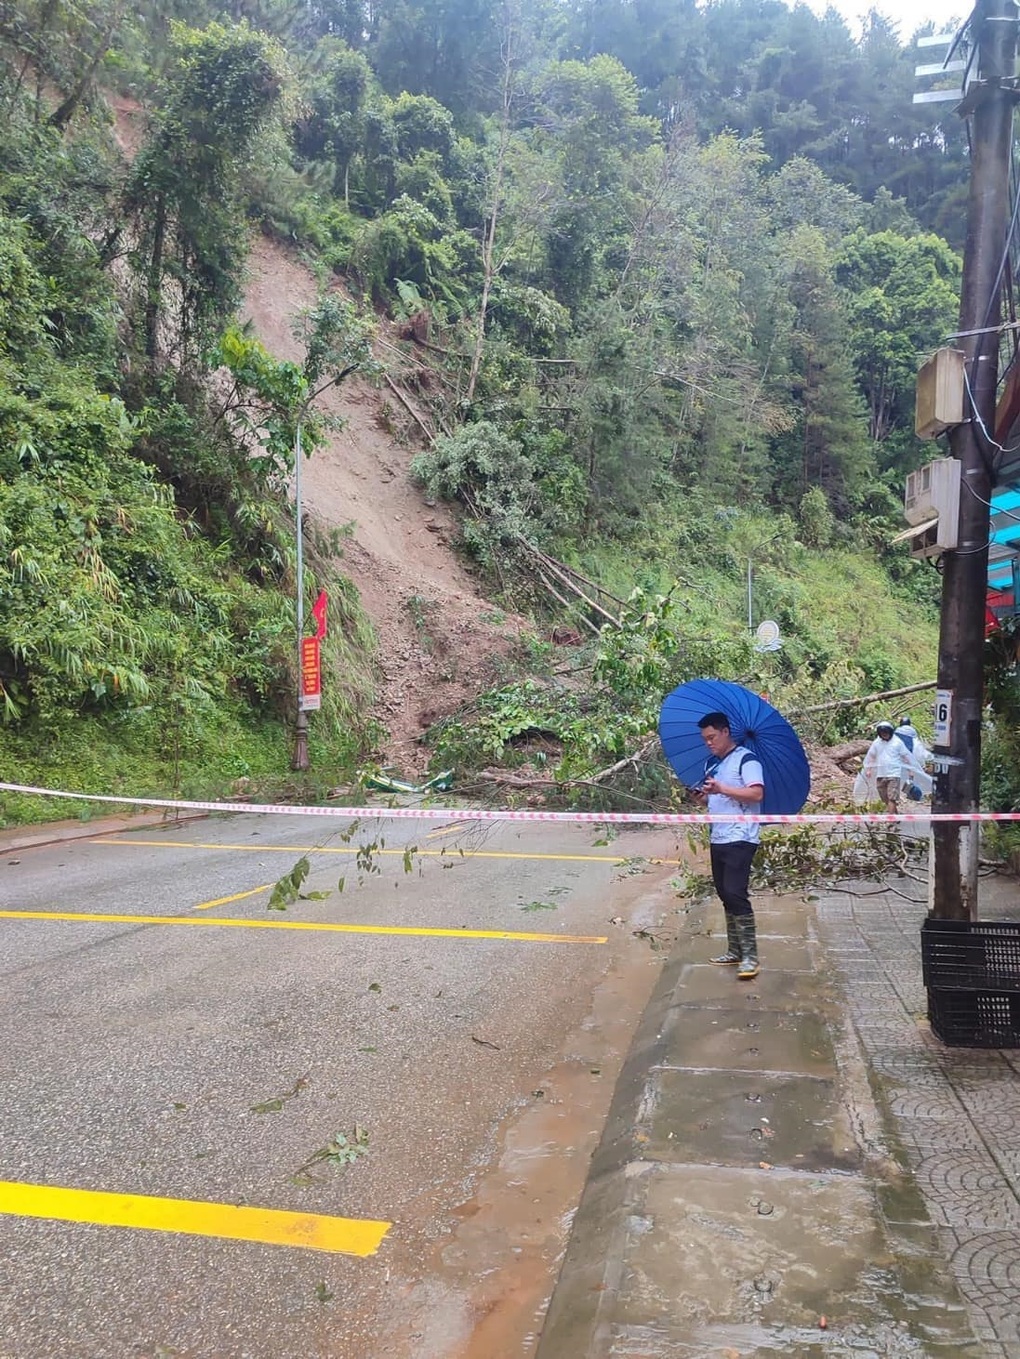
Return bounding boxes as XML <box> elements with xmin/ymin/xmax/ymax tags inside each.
<box><xmin>378</xmin><ymin>909</ymin><xmax>667</xmax><ymax>1359</ymax></box>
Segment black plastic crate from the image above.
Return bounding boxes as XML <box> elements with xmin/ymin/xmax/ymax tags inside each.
<box><xmin>921</xmin><ymin>917</ymin><xmax>1020</xmax><ymax>992</ymax></box>
<box><xmin>927</xmin><ymin>986</ymin><xmax>1020</xmax><ymax>1048</ymax></box>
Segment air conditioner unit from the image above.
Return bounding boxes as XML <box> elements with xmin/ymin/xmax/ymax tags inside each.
<box><xmin>891</xmin><ymin>515</ymin><xmax>959</xmax><ymax>560</ymax></box>
<box><xmin>904</xmin><ymin>458</ymin><xmax>961</xmax><ymax>526</ymax></box>
<box><xmin>915</xmin><ymin>347</ymin><xmax>965</xmax><ymax>438</ymax></box>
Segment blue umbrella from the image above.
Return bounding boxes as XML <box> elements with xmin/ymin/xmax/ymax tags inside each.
<box><xmin>658</xmin><ymin>678</ymin><xmax>810</xmax><ymax>816</ymax></box>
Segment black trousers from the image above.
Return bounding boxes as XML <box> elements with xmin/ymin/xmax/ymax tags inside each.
<box><xmin>709</xmin><ymin>841</ymin><xmax>758</xmax><ymax>918</ymax></box>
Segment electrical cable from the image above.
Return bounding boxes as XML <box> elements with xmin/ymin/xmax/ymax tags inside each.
<box><xmin>961</xmin><ymin>363</ymin><xmax>1020</xmax><ymax>472</ymax></box>
<box><xmin>1000</xmin><ymin>142</ymin><xmax>1020</xmax><ymax>387</ymax></box>
<box><xmin>981</xmin><ymin>171</ymin><xmax>1020</xmax><ymax>334</ymax></box>
<box><xmin>963</xmin><ymin>474</ymin><xmax>1020</xmax><ymax>524</ymax></box>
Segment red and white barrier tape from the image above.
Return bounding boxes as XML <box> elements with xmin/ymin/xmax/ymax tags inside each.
<box><xmin>0</xmin><ymin>782</ymin><xmax>1016</xmax><ymax>826</ymax></box>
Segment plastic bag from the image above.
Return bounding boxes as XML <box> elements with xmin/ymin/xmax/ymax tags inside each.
<box><xmin>907</xmin><ymin>767</ymin><xmax>932</xmax><ymax>799</ymax></box>
<box><xmin>853</xmin><ymin>770</ymin><xmax>876</xmax><ymax>805</ymax></box>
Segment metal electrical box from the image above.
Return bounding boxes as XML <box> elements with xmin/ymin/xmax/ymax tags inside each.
<box><xmin>904</xmin><ymin>458</ymin><xmax>961</xmax><ymax>526</ymax></box>
<box><xmin>915</xmin><ymin>348</ymin><xmax>966</xmax><ymax>439</ymax></box>
<box><xmin>893</xmin><ymin>457</ymin><xmax>961</xmax><ymax>559</ymax></box>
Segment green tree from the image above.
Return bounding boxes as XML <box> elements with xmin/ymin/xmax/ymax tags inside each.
<box><xmin>0</xmin><ymin>0</ymin><xmax>126</xmax><ymax>126</ymax></box>
<box><xmin>122</xmin><ymin>20</ymin><xmax>284</xmax><ymax>367</ymax></box>
<box><xmin>773</xmin><ymin>223</ymin><xmax>872</xmax><ymax>512</ymax></box>
<box><xmin>369</xmin><ymin>0</ymin><xmax>504</xmax><ymax>113</ymax></box>
<box><xmin>530</xmin><ymin>55</ymin><xmax>658</xmax><ymax>306</ymax></box>
<box><xmin>837</xmin><ymin>226</ymin><xmax>960</xmax><ymax>447</ymax></box>
<box><xmin>294</xmin><ymin>37</ymin><xmax>374</xmax><ymax>203</ymax></box>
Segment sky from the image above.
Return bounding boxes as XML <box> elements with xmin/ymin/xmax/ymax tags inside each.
<box><xmin>806</xmin><ymin>0</ymin><xmax>971</xmax><ymax>42</ymax></box>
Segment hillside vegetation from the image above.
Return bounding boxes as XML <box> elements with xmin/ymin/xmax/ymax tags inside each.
<box><xmin>0</xmin><ymin>0</ymin><xmax>975</xmax><ymax>820</ymax></box>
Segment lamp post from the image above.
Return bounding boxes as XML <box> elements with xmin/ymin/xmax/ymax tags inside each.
<box><xmin>746</xmin><ymin>529</ymin><xmax>783</xmax><ymax>632</ymax></box>
<box><xmin>292</xmin><ymin>419</ymin><xmax>309</xmax><ymax>771</ymax></box>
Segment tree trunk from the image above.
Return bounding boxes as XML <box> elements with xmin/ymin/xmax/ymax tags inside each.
<box><xmin>145</xmin><ymin>197</ymin><xmax>167</xmax><ymax>365</ymax></box>
<box><xmin>49</xmin><ymin>5</ymin><xmax>124</xmax><ymax>131</ymax></box>
<box><xmin>465</xmin><ymin>0</ymin><xmax>519</xmax><ymax>407</ymax></box>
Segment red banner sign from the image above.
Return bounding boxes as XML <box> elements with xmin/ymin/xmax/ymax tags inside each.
<box><xmin>312</xmin><ymin>590</ymin><xmax>327</xmax><ymax>640</ymax></box>
<box><xmin>300</xmin><ymin>636</ymin><xmax>321</xmax><ymax>711</ymax></box>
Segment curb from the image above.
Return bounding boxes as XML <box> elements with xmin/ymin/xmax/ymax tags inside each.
<box><xmin>0</xmin><ymin>810</ymin><xmax>209</xmax><ymax>856</ymax></box>
<box><xmin>537</xmin><ymin>892</ymin><xmax>983</xmax><ymax>1357</ymax></box>
<box><xmin>536</xmin><ymin>914</ymin><xmax>689</xmax><ymax>1358</ymax></box>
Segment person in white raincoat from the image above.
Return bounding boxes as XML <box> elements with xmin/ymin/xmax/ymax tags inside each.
<box><xmin>893</xmin><ymin>714</ymin><xmax>933</xmax><ymax>801</ymax></box>
<box><xmin>859</xmin><ymin>720</ymin><xmax>916</xmax><ymax>812</ymax></box>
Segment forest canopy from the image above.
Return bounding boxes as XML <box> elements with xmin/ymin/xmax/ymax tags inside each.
<box><xmin>0</xmin><ymin>0</ymin><xmax>975</xmax><ymax>806</ymax></box>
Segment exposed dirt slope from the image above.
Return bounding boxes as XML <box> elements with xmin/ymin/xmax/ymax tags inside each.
<box><xmin>241</xmin><ymin>236</ymin><xmax>522</xmax><ymax>773</ymax></box>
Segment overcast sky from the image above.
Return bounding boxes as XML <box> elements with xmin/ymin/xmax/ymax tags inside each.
<box><xmin>807</xmin><ymin>0</ymin><xmax>972</xmax><ymax>43</ymax></box>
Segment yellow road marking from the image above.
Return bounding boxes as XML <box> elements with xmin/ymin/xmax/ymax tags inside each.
<box><xmin>0</xmin><ymin>909</ymin><xmax>607</xmax><ymax>945</ymax></box>
<box><xmin>92</xmin><ymin>837</ymin><xmax>680</xmax><ymax>865</ymax></box>
<box><xmin>193</xmin><ymin>884</ymin><xmax>271</xmax><ymax>911</ymax></box>
<box><xmin>0</xmin><ymin>1180</ymin><xmax>390</xmax><ymax>1255</ymax></box>
<box><xmin>425</xmin><ymin>821</ymin><xmax>471</xmax><ymax>839</ymax></box>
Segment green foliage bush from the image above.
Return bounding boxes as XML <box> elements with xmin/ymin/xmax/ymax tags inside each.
<box><xmin>411</xmin><ymin>420</ymin><xmax>585</xmax><ymax>566</ymax></box>
<box><xmin>348</xmin><ymin>194</ymin><xmax>477</xmax><ymax>310</ymax></box>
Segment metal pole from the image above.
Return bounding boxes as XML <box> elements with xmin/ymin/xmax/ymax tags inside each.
<box><xmin>932</xmin><ymin>0</ymin><xmax>1018</xmax><ymax>919</ymax></box>
<box><xmin>292</xmin><ymin>420</ymin><xmax>309</xmax><ymax>771</ymax></box>
<box><xmin>747</xmin><ymin>557</ymin><xmax>753</xmax><ymax>632</ymax></box>
<box><xmin>746</xmin><ymin>529</ymin><xmax>782</xmax><ymax>633</ymax></box>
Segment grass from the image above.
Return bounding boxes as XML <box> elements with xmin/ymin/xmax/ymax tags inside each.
<box><xmin>0</xmin><ymin>704</ymin><xmax>372</xmax><ymax>829</ymax></box>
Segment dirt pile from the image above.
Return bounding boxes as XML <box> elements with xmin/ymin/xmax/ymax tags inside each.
<box><xmin>241</xmin><ymin>237</ymin><xmax>524</xmax><ymax>773</ymax></box>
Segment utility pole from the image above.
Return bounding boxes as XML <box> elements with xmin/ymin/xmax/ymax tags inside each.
<box><xmin>292</xmin><ymin>419</ymin><xmax>310</xmax><ymax>771</ymax></box>
<box><xmin>932</xmin><ymin>0</ymin><xmax>1018</xmax><ymax>919</ymax></box>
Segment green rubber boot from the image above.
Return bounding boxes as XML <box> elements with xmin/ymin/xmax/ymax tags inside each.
<box><xmin>710</xmin><ymin>913</ymin><xmax>740</xmax><ymax>966</ymax></box>
<box><xmin>734</xmin><ymin>915</ymin><xmax>760</xmax><ymax>980</ymax></box>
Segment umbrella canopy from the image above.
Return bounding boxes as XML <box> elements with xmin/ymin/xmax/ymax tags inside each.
<box><xmin>658</xmin><ymin>678</ymin><xmax>810</xmax><ymax>816</ymax></box>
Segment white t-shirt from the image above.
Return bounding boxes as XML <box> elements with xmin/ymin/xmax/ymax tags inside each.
<box><xmin>866</xmin><ymin>734</ymin><xmax>910</xmax><ymax>779</ymax></box>
<box><xmin>706</xmin><ymin>745</ymin><xmax>765</xmax><ymax>845</ymax></box>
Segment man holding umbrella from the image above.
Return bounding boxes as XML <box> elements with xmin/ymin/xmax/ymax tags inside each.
<box><xmin>659</xmin><ymin>678</ymin><xmax>810</xmax><ymax>983</ymax></box>
<box><xmin>695</xmin><ymin>712</ymin><xmax>765</xmax><ymax>980</ymax></box>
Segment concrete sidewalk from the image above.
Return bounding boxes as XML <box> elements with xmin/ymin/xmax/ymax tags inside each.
<box><xmin>538</xmin><ymin>876</ymin><xmax>1020</xmax><ymax>1357</ymax></box>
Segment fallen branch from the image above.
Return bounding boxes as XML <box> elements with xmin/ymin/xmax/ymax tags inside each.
<box><xmin>535</xmin><ymin>552</ymin><xmax>626</xmax><ymax>608</ymax></box>
<box><xmin>824</xmin><ymin>739</ymin><xmax>870</xmax><ymax>768</ymax></box>
<box><xmin>521</xmin><ymin>545</ymin><xmax>620</xmax><ymax>627</ymax></box>
<box><xmin>789</xmin><ymin>680</ymin><xmax>937</xmax><ymax>718</ymax></box>
<box><xmin>536</xmin><ymin>570</ymin><xmax>601</xmax><ymax>636</ymax></box>
<box><xmin>825</xmin><ymin>882</ymin><xmax>927</xmax><ymax>904</ymax></box>
<box><xmin>590</xmin><ymin>736</ymin><xmax>660</xmax><ymax>783</ymax></box>
<box><xmin>472</xmin><ymin>770</ymin><xmax>668</xmax><ymax>808</ymax></box>
<box><xmin>406</xmin><ymin>334</ymin><xmax>471</xmax><ymax>360</ymax></box>
<box><xmin>383</xmin><ymin>374</ymin><xmax>436</xmax><ymax>443</ymax></box>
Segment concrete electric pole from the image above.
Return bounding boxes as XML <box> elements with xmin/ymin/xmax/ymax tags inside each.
<box><xmin>932</xmin><ymin>0</ymin><xmax>1019</xmax><ymax>920</ymax></box>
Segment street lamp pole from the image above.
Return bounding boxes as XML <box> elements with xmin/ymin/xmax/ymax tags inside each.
<box><xmin>747</xmin><ymin>555</ymin><xmax>754</xmax><ymax>632</ymax></box>
<box><xmin>292</xmin><ymin>419</ymin><xmax>309</xmax><ymax>771</ymax></box>
<box><xmin>747</xmin><ymin>529</ymin><xmax>783</xmax><ymax>633</ymax></box>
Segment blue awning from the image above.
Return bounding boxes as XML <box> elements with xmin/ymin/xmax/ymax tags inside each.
<box><xmin>988</xmin><ymin>480</ymin><xmax>1020</xmax><ymax>616</ymax></box>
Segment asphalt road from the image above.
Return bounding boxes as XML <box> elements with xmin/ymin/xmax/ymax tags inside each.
<box><xmin>0</xmin><ymin>810</ymin><xmax>681</xmax><ymax>1358</ymax></box>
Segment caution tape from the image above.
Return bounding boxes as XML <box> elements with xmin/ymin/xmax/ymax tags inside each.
<box><xmin>0</xmin><ymin>781</ymin><xmax>1017</xmax><ymax>825</ymax></box>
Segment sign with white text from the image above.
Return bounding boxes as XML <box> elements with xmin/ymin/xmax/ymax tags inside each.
<box><xmin>933</xmin><ymin>688</ymin><xmax>952</xmax><ymax>746</ymax></box>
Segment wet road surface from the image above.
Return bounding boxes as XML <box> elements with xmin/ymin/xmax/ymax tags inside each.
<box><xmin>0</xmin><ymin>812</ymin><xmax>684</xmax><ymax>1358</ymax></box>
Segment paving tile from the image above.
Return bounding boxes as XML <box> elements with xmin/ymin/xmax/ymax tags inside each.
<box><xmin>946</xmin><ymin>1228</ymin><xmax>1020</xmax><ymax>1348</ymax></box>
<box><xmin>641</xmin><ymin>1068</ymin><xmax>859</xmax><ymax>1172</ymax></box>
<box><xmin>670</xmin><ymin>964</ymin><xmax>833</xmax><ymax>1010</ymax></box>
<box><xmin>658</xmin><ymin>1004</ymin><xmax>835</xmax><ymax>1076</ymax></box>
<box><xmin>614</xmin><ymin>1164</ymin><xmax>980</xmax><ymax>1354</ymax></box>
<box><xmin>816</xmin><ymin>881</ymin><xmax>1020</xmax><ymax>1354</ymax></box>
